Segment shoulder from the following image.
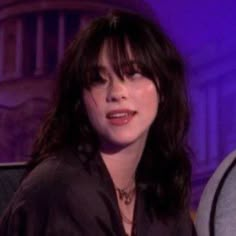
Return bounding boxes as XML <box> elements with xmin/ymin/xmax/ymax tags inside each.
<box><xmin>0</xmin><ymin>150</ymin><xmax>99</xmax><ymax>224</ymax></box>
<box><xmin>0</xmin><ymin>151</ymin><xmax>104</xmax><ymax>236</ymax></box>
<box><xmin>11</xmin><ymin>150</ymin><xmax>96</xmax><ymax>207</ymax></box>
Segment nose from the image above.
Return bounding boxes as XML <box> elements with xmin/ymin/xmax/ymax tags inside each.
<box><xmin>106</xmin><ymin>77</ymin><xmax>127</xmax><ymax>102</ymax></box>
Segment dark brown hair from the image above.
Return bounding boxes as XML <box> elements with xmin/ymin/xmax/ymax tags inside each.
<box><xmin>29</xmin><ymin>10</ymin><xmax>191</xmax><ymax>219</ymax></box>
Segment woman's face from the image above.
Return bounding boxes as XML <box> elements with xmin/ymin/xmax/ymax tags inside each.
<box><xmin>83</xmin><ymin>43</ymin><xmax>160</xmax><ymax>151</ymax></box>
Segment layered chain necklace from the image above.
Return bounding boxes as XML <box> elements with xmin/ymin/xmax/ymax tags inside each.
<box><xmin>115</xmin><ymin>179</ymin><xmax>136</xmax><ymax>228</ymax></box>
<box><xmin>115</xmin><ymin>182</ymin><xmax>136</xmax><ymax>205</ymax></box>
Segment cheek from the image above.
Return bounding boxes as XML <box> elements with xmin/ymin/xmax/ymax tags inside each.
<box><xmin>136</xmin><ymin>82</ymin><xmax>159</xmax><ymax>108</ymax></box>
<box><xmin>148</xmin><ymin>85</ymin><xmax>159</xmax><ymax>109</ymax></box>
<box><xmin>146</xmin><ymin>90</ymin><xmax>159</xmax><ymax>119</ymax></box>
<box><xmin>83</xmin><ymin>92</ymin><xmax>94</xmax><ymax>111</ymax></box>
<box><xmin>140</xmin><ymin>84</ymin><xmax>160</xmax><ymax>124</ymax></box>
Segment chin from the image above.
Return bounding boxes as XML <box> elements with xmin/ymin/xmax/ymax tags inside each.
<box><xmin>102</xmin><ymin>133</ymin><xmax>145</xmax><ymax>150</ymax></box>
<box><xmin>110</xmin><ymin>133</ymin><xmax>138</xmax><ymax>143</ymax></box>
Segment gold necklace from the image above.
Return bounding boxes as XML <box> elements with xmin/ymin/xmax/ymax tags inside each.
<box><xmin>115</xmin><ymin>174</ymin><xmax>136</xmax><ymax>204</ymax></box>
<box><xmin>116</xmin><ymin>185</ymin><xmax>136</xmax><ymax>205</ymax></box>
<box><xmin>120</xmin><ymin>210</ymin><xmax>133</xmax><ymax>225</ymax></box>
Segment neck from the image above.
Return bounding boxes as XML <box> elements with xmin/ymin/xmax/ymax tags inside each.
<box><xmin>100</xmin><ymin>138</ymin><xmax>146</xmax><ymax>189</ymax></box>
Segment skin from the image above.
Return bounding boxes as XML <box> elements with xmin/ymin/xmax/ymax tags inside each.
<box><xmin>83</xmin><ymin>42</ymin><xmax>160</xmax><ymax>235</ymax></box>
<box><xmin>83</xmin><ymin>43</ymin><xmax>160</xmax><ymax>154</ymax></box>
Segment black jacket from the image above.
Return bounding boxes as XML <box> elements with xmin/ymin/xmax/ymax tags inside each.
<box><xmin>0</xmin><ymin>149</ymin><xmax>196</xmax><ymax>236</ymax></box>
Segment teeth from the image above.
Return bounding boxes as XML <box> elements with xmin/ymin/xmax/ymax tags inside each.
<box><xmin>109</xmin><ymin>113</ymin><xmax>129</xmax><ymax>118</ymax></box>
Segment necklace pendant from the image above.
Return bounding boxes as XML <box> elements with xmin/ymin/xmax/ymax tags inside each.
<box><xmin>116</xmin><ymin>188</ymin><xmax>134</xmax><ymax>205</ymax></box>
<box><xmin>117</xmin><ymin>189</ymin><xmax>124</xmax><ymax>200</ymax></box>
<box><xmin>124</xmin><ymin>196</ymin><xmax>131</xmax><ymax>205</ymax></box>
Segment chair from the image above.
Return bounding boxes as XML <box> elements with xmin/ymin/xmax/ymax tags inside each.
<box><xmin>195</xmin><ymin>150</ymin><xmax>236</xmax><ymax>236</ymax></box>
<box><xmin>0</xmin><ymin>162</ymin><xmax>27</xmax><ymax>215</ymax></box>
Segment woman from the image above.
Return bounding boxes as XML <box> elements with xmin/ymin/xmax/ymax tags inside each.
<box><xmin>0</xmin><ymin>10</ymin><xmax>195</xmax><ymax>236</ymax></box>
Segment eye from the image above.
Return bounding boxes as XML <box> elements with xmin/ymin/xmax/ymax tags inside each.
<box><xmin>124</xmin><ymin>70</ymin><xmax>143</xmax><ymax>80</ymax></box>
<box><xmin>90</xmin><ymin>75</ymin><xmax>108</xmax><ymax>87</ymax></box>
<box><xmin>130</xmin><ymin>72</ymin><xmax>142</xmax><ymax>78</ymax></box>
<box><xmin>121</xmin><ymin>63</ymin><xmax>145</xmax><ymax>80</ymax></box>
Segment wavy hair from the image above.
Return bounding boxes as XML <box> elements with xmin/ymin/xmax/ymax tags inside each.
<box><xmin>29</xmin><ymin>10</ymin><xmax>191</xmax><ymax>219</ymax></box>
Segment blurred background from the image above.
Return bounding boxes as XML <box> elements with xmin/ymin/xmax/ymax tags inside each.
<box><xmin>0</xmin><ymin>0</ymin><xmax>236</xmax><ymax>209</ymax></box>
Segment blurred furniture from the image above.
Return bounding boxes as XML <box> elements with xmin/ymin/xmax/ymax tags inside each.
<box><xmin>0</xmin><ymin>162</ymin><xmax>26</xmax><ymax>215</ymax></box>
<box><xmin>0</xmin><ymin>1</ymin><xmax>112</xmax><ymax>163</ymax></box>
<box><xmin>0</xmin><ymin>78</ymin><xmax>53</xmax><ymax>162</ymax></box>
<box><xmin>195</xmin><ymin>149</ymin><xmax>236</xmax><ymax>236</ymax></box>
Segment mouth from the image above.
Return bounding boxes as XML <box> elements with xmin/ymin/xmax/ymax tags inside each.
<box><xmin>106</xmin><ymin>110</ymin><xmax>137</xmax><ymax>126</ymax></box>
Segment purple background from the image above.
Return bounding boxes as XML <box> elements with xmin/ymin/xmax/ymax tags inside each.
<box><xmin>0</xmin><ymin>0</ymin><xmax>236</xmax><ymax>208</ymax></box>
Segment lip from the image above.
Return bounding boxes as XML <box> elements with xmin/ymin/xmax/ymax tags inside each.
<box><xmin>106</xmin><ymin>109</ymin><xmax>137</xmax><ymax>126</ymax></box>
